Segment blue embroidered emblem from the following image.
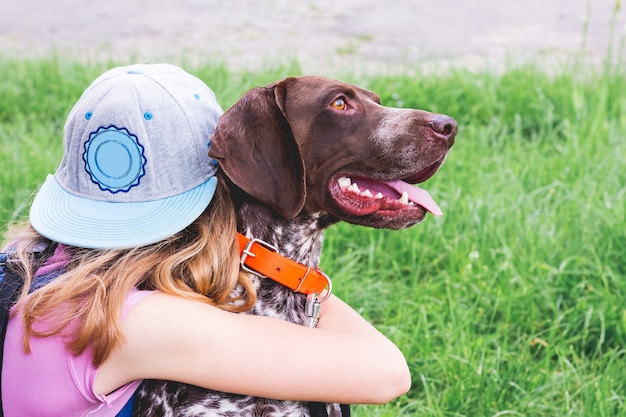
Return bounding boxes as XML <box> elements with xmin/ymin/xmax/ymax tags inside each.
<box><xmin>83</xmin><ymin>125</ymin><xmax>146</xmax><ymax>193</ymax></box>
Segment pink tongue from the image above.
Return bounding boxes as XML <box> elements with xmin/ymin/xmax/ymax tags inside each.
<box><xmin>386</xmin><ymin>180</ymin><xmax>443</xmax><ymax>216</ymax></box>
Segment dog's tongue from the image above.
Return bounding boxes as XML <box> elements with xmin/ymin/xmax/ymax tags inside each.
<box><xmin>387</xmin><ymin>180</ymin><xmax>443</xmax><ymax>216</ymax></box>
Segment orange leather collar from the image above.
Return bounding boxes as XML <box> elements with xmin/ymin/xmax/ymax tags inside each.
<box><xmin>237</xmin><ymin>233</ymin><xmax>332</xmax><ymax>299</ymax></box>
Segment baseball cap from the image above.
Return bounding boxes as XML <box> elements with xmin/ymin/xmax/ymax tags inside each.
<box><xmin>30</xmin><ymin>63</ymin><xmax>223</xmax><ymax>249</ymax></box>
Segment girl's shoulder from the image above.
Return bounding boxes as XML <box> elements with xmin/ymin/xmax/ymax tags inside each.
<box><xmin>123</xmin><ymin>287</ymin><xmax>159</xmax><ymax>318</ymax></box>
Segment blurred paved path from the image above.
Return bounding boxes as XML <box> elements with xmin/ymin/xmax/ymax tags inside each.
<box><xmin>1</xmin><ymin>0</ymin><xmax>624</xmax><ymax>74</ymax></box>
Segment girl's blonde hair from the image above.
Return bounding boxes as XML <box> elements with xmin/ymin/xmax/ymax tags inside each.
<box><xmin>6</xmin><ymin>178</ymin><xmax>255</xmax><ymax>366</ymax></box>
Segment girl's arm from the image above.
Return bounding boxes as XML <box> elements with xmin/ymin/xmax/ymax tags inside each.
<box><xmin>96</xmin><ymin>292</ymin><xmax>411</xmax><ymax>404</ymax></box>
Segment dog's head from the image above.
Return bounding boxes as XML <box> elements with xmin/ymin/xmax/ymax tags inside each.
<box><xmin>209</xmin><ymin>76</ymin><xmax>456</xmax><ymax>230</ymax></box>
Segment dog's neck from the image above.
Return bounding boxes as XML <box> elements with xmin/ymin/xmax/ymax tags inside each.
<box><xmin>236</xmin><ymin>200</ymin><xmax>334</xmax><ymax>268</ymax></box>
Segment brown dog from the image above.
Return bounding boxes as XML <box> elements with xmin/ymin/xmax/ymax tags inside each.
<box><xmin>134</xmin><ymin>76</ymin><xmax>456</xmax><ymax>417</ymax></box>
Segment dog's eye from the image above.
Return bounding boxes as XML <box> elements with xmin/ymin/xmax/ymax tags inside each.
<box><xmin>331</xmin><ymin>98</ymin><xmax>347</xmax><ymax>110</ymax></box>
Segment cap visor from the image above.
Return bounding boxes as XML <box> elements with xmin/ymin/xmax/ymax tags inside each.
<box><xmin>30</xmin><ymin>175</ymin><xmax>217</xmax><ymax>249</ymax></box>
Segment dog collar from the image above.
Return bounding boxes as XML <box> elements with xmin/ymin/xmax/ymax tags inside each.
<box><xmin>237</xmin><ymin>233</ymin><xmax>332</xmax><ymax>301</ymax></box>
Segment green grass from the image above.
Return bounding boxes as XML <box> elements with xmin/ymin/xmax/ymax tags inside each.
<box><xmin>1</xmin><ymin>57</ymin><xmax>625</xmax><ymax>416</ymax></box>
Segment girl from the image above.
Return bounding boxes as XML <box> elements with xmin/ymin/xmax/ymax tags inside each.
<box><xmin>1</xmin><ymin>63</ymin><xmax>410</xmax><ymax>416</ymax></box>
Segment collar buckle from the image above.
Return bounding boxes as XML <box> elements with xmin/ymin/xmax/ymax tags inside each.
<box><xmin>240</xmin><ymin>238</ymin><xmax>279</xmax><ymax>278</ymax></box>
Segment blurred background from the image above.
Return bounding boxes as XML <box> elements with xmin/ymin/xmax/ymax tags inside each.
<box><xmin>1</xmin><ymin>0</ymin><xmax>625</xmax><ymax>74</ymax></box>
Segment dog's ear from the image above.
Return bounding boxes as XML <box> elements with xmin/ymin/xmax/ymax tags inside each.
<box><xmin>209</xmin><ymin>84</ymin><xmax>306</xmax><ymax>219</ymax></box>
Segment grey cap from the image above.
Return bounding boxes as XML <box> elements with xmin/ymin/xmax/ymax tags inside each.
<box><xmin>30</xmin><ymin>63</ymin><xmax>222</xmax><ymax>249</ymax></box>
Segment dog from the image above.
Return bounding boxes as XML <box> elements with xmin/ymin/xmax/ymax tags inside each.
<box><xmin>133</xmin><ymin>75</ymin><xmax>457</xmax><ymax>417</ymax></box>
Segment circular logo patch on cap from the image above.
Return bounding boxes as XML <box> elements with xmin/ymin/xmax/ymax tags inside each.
<box><xmin>83</xmin><ymin>125</ymin><xmax>146</xmax><ymax>193</ymax></box>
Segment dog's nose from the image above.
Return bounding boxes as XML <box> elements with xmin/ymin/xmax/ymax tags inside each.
<box><xmin>428</xmin><ymin>114</ymin><xmax>457</xmax><ymax>146</ymax></box>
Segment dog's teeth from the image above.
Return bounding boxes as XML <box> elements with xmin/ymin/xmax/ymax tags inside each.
<box><xmin>361</xmin><ymin>189</ymin><xmax>373</xmax><ymax>198</ymax></box>
<box><xmin>338</xmin><ymin>176</ymin><xmax>352</xmax><ymax>189</ymax></box>
<box><xmin>348</xmin><ymin>183</ymin><xmax>361</xmax><ymax>193</ymax></box>
<box><xmin>375</xmin><ymin>192</ymin><xmax>383</xmax><ymax>200</ymax></box>
<box><xmin>399</xmin><ymin>191</ymin><xmax>409</xmax><ymax>205</ymax></box>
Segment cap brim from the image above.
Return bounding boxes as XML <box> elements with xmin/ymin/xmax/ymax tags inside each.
<box><xmin>30</xmin><ymin>175</ymin><xmax>217</xmax><ymax>249</ymax></box>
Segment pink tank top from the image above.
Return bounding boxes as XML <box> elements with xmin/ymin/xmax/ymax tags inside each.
<box><xmin>2</xmin><ymin>285</ymin><xmax>155</xmax><ymax>416</ymax></box>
